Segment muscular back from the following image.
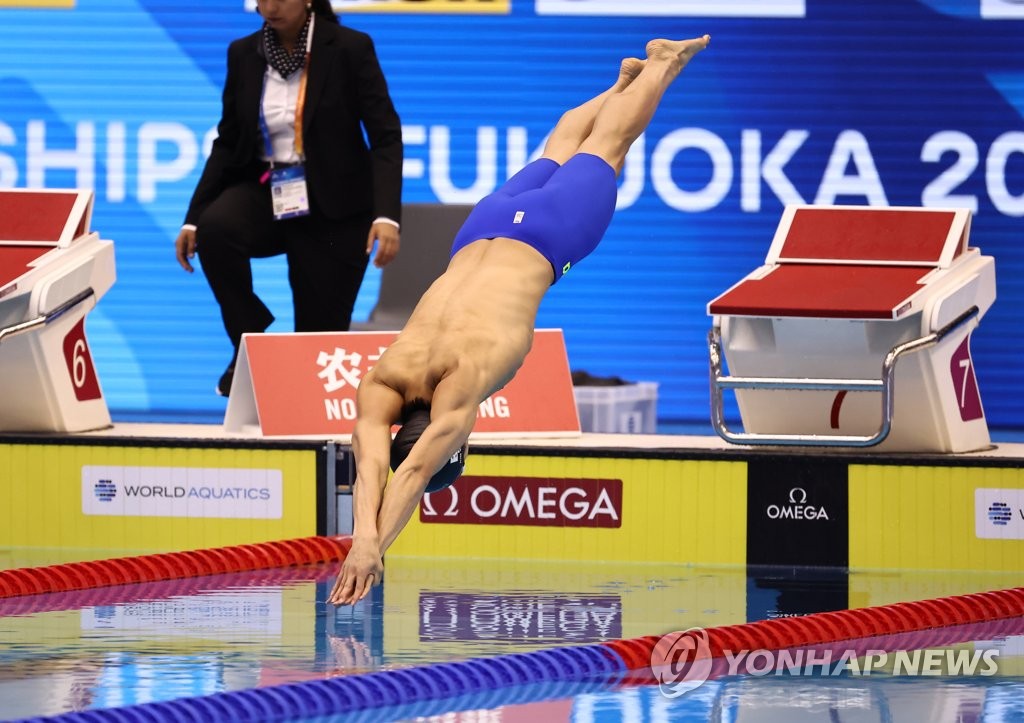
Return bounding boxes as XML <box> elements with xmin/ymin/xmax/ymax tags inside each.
<box><xmin>369</xmin><ymin>238</ymin><xmax>554</xmax><ymax>410</ymax></box>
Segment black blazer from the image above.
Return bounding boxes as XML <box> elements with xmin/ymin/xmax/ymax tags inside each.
<box><xmin>185</xmin><ymin>19</ymin><xmax>403</xmax><ymax>226</ymax></box>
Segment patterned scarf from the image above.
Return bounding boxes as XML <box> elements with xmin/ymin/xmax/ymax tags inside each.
<box><xmin>263</xmin><ymin>13</ymin><xmax>312</xmax><ymax>78</ymax></box>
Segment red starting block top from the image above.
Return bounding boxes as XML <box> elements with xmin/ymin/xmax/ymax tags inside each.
<box><xmin>773</xmin><ymin>207</ymin><xmax>964</xmax><ymax>264</ymax></box>
<box><xmin>0</xmin><ymin>245</ymin><xmax>54</xmax><ymax>291</ymax></box>
<box><xmin>0</xmin><ymin>190</ymin><xmax>92</xmax><ymax>245</ymax></box>
<box><xmin>709</xmin><ymin>264</ymin><xmax>933</xmax><ymax>319</ymax></box>
<box><xmin>709</xmin><ymin>205</ymin><xmax>972</xmax><ymax>320</ymax></box>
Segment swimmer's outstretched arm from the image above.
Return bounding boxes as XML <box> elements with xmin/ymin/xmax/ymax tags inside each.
<box><xmin>331</xmin><ymin>406</ymin><xmax>472</xmax><ymax>606</ymax></box>
<box><xmin>328</xmin><ymin>378</ymin><xmax>401</xmax><ymax>606</ymax></box>
<box><xmin>373</xmin><ymin>375</ymin><xmax>478</xmax><ymax>555</ymax></box>
<box><xmin>376</xmin><ymin>404</ymin><xmax>476</xmax><ymax>553</ymax></box>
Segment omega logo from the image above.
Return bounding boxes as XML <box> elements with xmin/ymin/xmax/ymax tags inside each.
<box><xmin>766</xmin><ymin>487</ymin><xmax>830</xmax><ymax>521</ymax></box>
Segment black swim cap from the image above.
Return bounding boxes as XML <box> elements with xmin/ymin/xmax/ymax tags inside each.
<box><xmin>390</xmin><ymin>408</ymin><xmax>466</xmax><ymax>494</ymax></box>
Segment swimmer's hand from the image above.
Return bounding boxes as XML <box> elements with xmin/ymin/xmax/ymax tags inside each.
<box><xmin>328</xmin><ymin>539</ymin><xmax>384</xmax><ymax>606</ymax></box>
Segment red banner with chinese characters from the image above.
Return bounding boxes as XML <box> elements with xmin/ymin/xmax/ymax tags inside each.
<box><xmin>233</xmin><ymin>330</ymin><xmax>580</xmax><ymax>437</ymax></box>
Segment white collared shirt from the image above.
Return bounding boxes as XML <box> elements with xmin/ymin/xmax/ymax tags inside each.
<box><xmin>260</xmin><ymin>65</ymin><xmax>303</xmax><ymax>165</ymax></box>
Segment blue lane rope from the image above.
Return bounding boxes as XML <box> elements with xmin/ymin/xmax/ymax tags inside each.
<box><xmin>20</xmin><ymin>644</ymin><xmax>627</xmax><ymax>722</ymax></box>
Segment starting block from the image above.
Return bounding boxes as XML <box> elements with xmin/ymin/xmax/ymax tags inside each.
<box><xmin>0</xmin><ymin>189</ymin><xmax>116</xmax><ymax>433</ymax></box>
<box><xmin>707</xmin><ymin>204</ymin><xmax>996</xmax><ymax>452</ymax></box>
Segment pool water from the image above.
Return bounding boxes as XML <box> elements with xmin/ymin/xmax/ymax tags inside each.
<box><xmin>0</xmin><ymin>557</ymin><xmax>1022</xmax><ymax>721</ymax></box>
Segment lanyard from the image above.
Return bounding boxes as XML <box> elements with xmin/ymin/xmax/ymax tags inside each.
<box><xmin>258</xmin><ymin>12</ymin><xmax>315</xmax><ymax>167</ymax></box>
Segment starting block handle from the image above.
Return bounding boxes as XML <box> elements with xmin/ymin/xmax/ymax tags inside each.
<box><xmin>0</xmin><ymin>287</ymin><xmax>95</xmax><ymax>345</ymax></box>
<box><xmin>708</xmin><ymin>306</ymin><xmax>980</xmax><ymax>447</ymax></box>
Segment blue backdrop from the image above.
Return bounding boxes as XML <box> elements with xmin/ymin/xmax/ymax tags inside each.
<box><xmin>2</xmin><ymin>0</ymin><xmax>1022</xmax><ymax>430</ymax></box>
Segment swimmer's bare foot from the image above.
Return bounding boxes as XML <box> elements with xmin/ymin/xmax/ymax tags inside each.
<box><xmin>619</xmin><ymin>57</ymin><xmax>645</xmax><ymax>84</ymax></box>
<box><xmin>645</xmin><ymin>35</ymin><xmax>710</xmax><ymax>71</ymax></box>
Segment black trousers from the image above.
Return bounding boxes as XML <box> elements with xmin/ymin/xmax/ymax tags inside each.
<box><xmin>195</xmin><ymin>178</ymin><xmax>373</xmax><ymax>355</ymax></box>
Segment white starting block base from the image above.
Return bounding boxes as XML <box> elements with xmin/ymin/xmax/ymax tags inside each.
<box><xmin>708</xmin><ymin>205</ymin><xmax>996</xmax><ymax>453</ymax></box>
<box><xmin>0</xmin><ymin>190</ymin><xmax>115</xmax><ymax>433</ymax></box>
<box><xmin>722</xmin><ymin>314</ymin><xmax>990</xmax><ymax>453</ymax></box>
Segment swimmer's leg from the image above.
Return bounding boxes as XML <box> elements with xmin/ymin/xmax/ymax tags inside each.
<box><xmin>541</xmin><ymin>57</ymin><xmax>645</xmax><ymax>165</ymax></box>
<box><xmin>577</xmin><ymin>35</ymin><xmax>710</xmax><ymax>175</ymax></box>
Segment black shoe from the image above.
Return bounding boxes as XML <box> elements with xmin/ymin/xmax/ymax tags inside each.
<box><xmin>216</xmin><ymin>362</ymin><xmax>235</xmax><ymax>397</ymax></box>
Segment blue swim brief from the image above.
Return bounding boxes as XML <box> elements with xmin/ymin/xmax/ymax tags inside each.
<box><xmin>449</xmin><ymin>153</ymin><xmax>617</xmax><ymax>283</ymax></box>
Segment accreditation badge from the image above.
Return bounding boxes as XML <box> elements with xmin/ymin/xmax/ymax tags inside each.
<box><xmin>269</xmin><ymin>165</ymin><xmax>311</xmax><ymax>220</ymax></box>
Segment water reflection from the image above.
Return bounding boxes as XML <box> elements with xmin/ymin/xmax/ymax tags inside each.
<box><xmin>1</xmin><ymin>556</ymin><xmax>1022</xmax><ymax>719</ymax></box>
<box><xmin>293</xmin><ymin>677</ymin><xmax>1024</xmax><ymax>723</ymax></box>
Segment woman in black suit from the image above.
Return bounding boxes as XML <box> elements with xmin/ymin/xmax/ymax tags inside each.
<box><xmin>174</xmin><ymin>0</ymin><xmax>403</xmax><ymax>396</ymax></box>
